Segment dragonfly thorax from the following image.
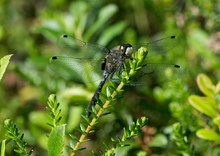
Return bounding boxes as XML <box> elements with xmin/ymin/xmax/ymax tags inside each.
<box><xmin>101</xmin><ymin>43</ymin><xmax>134</xmax><ymax>74</ymax></box>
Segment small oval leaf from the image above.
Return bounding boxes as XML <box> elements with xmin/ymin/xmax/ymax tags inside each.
<box><xmin>197</xmin><ymin>74</ymin><xmax>215</xmax><ymax>97</ymax></box>
<box><xmin>0</xmin><ymin>54</ymin><xmax>13</xmax><ymax>80</ymax></box>
<box><xmin>196</xmin><ymin>129</ymin><xmax>220</xmax><ymax>142</ymax></box>
<box><xmin>188</xmin><ymin>95</ymin><xmax>217</xmax><ymax>118</ymax></box>
<box><xmin>213</xmin><ymin>116</ymin><xmax>220</xmax><ymax>126</ymax></box>
<box><xmin>148</xmin><ymin>134</ymin><xmax>168</xmax><ymax>147</ymax></box>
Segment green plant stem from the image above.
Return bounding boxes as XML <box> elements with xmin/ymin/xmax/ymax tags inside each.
<box><xmin>71</xmin><ymin>82</ymin><xmax>125</xmax><ymax>156</ymax></box>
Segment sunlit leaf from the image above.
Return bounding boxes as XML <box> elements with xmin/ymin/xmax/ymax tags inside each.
<box><xmin>66</xmin><ymin>106</ymin><xmax>82</xmax><ymax>132</ymax></box>
<box><xmin>197</xmin><ymin>73</ymin><xmax>215</xmax><ymax>97</ymax></box>
<box><xmin>148</xmin><ymin>134</ymin><xmax>168</xmax><ymax>147</ymax></box>
<box><xmin>0</xmin><ymin>54</ymin><xmax>13</xmax><ymax>80</ymax></box>
<box><xmin>1</xmin><ymin>139</ymin><xmax>6</xmax><ymax>156</ymax></box>
<box><xmin>48</xmin><ymin>124</ymin><xmax>66</xmax><ymax>156</ymax></box>
<box><xmin>84</xmin><ymin>4</ymin><xmax>118</xmax><ymax>40</ymax></box>
<box><xmin>213</xmin><ymin>116</ymin><xmax>220</xmax><ymax>126</ymax></box>
<box><xmin>216</xmin><ymin>81</ymin><xmax>220</xmax><ymax>93</ymax></box>
<box><xmin>98</xmin><ymin>21</ymin><xmax>127</xmax><ymax>45</ymax></box>
<box><xmin>196</xmin><ymin>129</ymin><xmax>220</xmax><ymax>142</ymax></box>
<box><xmin>188</xmin><ymin>95</ymin><xmax>217</xmax><ymax>118</ymax></box>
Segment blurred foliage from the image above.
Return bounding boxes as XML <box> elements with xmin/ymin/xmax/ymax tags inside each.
<box><xmin>4</xmin><ymin>119</ymin><xmax>32</xmax><ymax>156</ymax></box>
<box><xmin>172</xmin><ymin>123</ymin><xmax>195</xmax><ymax>156</ymax></box>
<box><xmin>189</xmin><ymin>74</ymin><xmax>220</xmax><ymax>142</ymax></box>
<box><xmin>0</xmin><ymin>0</ymin><xmax>220</xmax><ymax>155</ymax></box>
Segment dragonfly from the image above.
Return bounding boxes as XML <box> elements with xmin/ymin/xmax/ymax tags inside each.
<box><xmin>49</xmin><ymin>34</ymin><xmax>181</xmax><ymax>117</ymax></box>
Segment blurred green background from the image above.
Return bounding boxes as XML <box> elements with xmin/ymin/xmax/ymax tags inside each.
<box><xmin>1</xmin><ymin>0</ymin><xmax>220</xmax><ymax>155</ymax></box>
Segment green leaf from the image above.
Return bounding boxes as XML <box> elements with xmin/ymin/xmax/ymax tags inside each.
<box><xmin>79</xmin><ymin>123</ymin><xmax>86</xmax><ymax>132</ymax></box>
<box><xmin>213</xmin><ymin>116</ymin><xmax>220</xmax><ymax>126</ymax></box>
<box><xmin>98</xmin><ymin>21</ymin><xmax>127</xmax><ymax>45</ymax></box>
<box><xmin>196</xmin><ymin>129</ymin><xmax>220</xmax><ymax>142</ymax></box>
<box><xmin>66</xmin><ymin>106</ymin><xmax>82</xmax><ymax>132</ymax></box>
<box><xmin>0</xmin><ymin>54</ymin><xmax>13</xmax><ymax>80</ymax></box>
<box><xmin>216</xmin><ymin>81</ymin><xmax>220</xmax><ymax>93</ymax></box>
<box><xmin>84</xmin><ymin>4</ymin><xmax>118</xmax><ymax>40</ymax></box>
<box><xmin>148</xmin><ymin>134</ymin><xmax>168</xmax><ymax>147</ymax></box>
<box><xmin>98</xmin><ymin>4</ymin><xmax>118</xmax><ymax>23</ymax></box>
<box><xmin>106</xmin><ymin>86</ymin><xmax>112</xmax><ymax>98</ymax></box>
<box><xmin>81</xmin><ymin>114</ymin><xmax>90</xmax><ymax>125</ymax></box>
<box><xmin>197</xmin><ymin>74</ymin><xmax>215</xmax><ymax>97</ymax></box>
<box><xmin>188</xmin><ymin>95</ymin><xmax>217</xmax><ymax>118</ymax></box>
<box><xmin>74</xmin><ymin>147</ymin><xmax>86</xmax><ymax>152</ymax></box>
<box><xmin>33</xmin><ymin>20</ymin><xmax>61</xmax><ymax>42</ymax></box>
<box><xmin>48</xmin><ymin>124</ymin><xmax>66</xmax><ymax>156</ymax></box>
<box><xmin>1</xmin><ymin>139</ymin><xmax>6</xmax><ymax>156</ymax></box>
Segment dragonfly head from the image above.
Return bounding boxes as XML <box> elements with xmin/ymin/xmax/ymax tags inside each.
<box><xmin>119</xmin><ymin>43</ymin><xmax>133</xmax><ymax>58</ymax></box>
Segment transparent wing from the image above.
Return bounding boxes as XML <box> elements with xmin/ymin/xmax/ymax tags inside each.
<box><xmin>56</xmin><ymin>34</ymin><xmax>109</xmax><ymax>58</ymax></box>
<box><xmin>49</xmin><ymin>56</ymin><xmax>103</xmax><ymax>87</ymax></box>
<box><xmin>49</xmin><ymin>34</ymin><xmax>110</xmax><ymax>87</ymax></box>
<box><xmin>132</xmin><ymin>63</ymin><xmax>181</xmax><ymax>86</ymax></box>
<box><xmin>126</xmin><ymin>36</ymin><xmax>181</xmax><ymax>86</ymax></box>
<box><xmin>49</xmin><ymin>34</ymin><xmax>181</xmax><ymax>88</ymax></box>
<box><xmin>133</xmin><ymin>35</ymin><xmax>179</xmax><ymax>60</ymax></box>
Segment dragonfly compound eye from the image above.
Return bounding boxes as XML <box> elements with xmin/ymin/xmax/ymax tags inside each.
<box><xmin>120</xmin><ymin>44</ymin><xmax>133</xmax><ymax>56</ymax></box>
<box><xmin>125</xmin><ymin>46</ymin><xmax>133</xmax><ymax>56</ymax></box>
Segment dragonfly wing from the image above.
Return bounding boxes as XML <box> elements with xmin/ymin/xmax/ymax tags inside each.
<box><xmin>49</xmin><ymin>34</ymin><xmax>110</xmax><ymax>88</ymax></box>
<box><xmin>49</xmin><ymin>56</ymin><xmax>103</xmax><ymax>87</ymax></box>
<box><xmin>133</xmin><ymin>35</ymin><xmax>179</xmax><ymax>59</ymax></box>
<box><xmin>129</xmin><ymin>62</ymin><xmax>182</xmax><ymax>86</ymax></box>
<box><xmin>57</xmin><ymin>34</ymin><xmax>109</xmax><ymax>58</ymax></box>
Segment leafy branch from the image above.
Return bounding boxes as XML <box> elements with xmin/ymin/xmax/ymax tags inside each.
<box><xmin>2</xmin><ymin>95</ymin><xmax>63</xmax><ymax>156</ymax></box>
<box><xmin>46</xmin><ymin>94</ymin><xmax>66</xmax><ymax>156</ymax></box>
<box><xmin>69</xmin><ymin>47</ymin><xmax>148</xmax><ymax>155</ymax></box>
<box><xmin>4</xmin><ymin>119</ymin><xmax>32</xmax><ymax>156</ymax></box>
<box><xmin>46</xmin><ymin>94</ymin><xmax>62</xmax><ymax>128</ymax></box>
<box><xmin>172</xmin><ymin>123</ymin><xmax>195</xmax><ymax>156</ymax></box>
<box><xmin>102</xmin><ymin>117</ymin><xmax>148</xmax><ymax>156</ymax></box>
<box><xmin>188</xmin><ymin>74</ymin><xmax>220</xmax><ymax>142</ymax></box>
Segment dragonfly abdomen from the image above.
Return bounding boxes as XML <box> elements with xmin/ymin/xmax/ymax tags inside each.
<box><xmin>87</xmin><ymin>71</ymin><xmax>109</xmax><ymax>117</ymax></box>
